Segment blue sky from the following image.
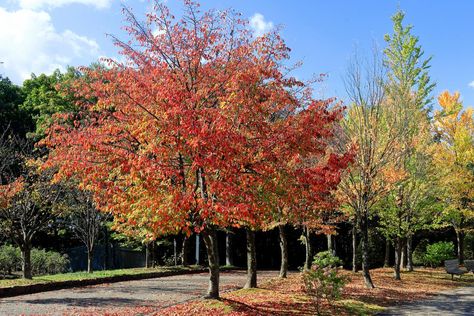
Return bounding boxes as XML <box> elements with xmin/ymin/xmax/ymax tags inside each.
<box><xmin>0</xmin><ymin>0</ymin><xmax>473</xmax><ymax>107</ymax></box>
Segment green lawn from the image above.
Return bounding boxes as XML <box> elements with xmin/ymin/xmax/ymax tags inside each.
<box><xmin>0</xmin><ymin>265</ymin><xmax>201</xmax><ymax>288</ymax></box>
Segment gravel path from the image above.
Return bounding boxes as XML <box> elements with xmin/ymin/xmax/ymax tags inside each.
<box><xmin>378</xmin><ymin>285</ymin><xmax>474</xmax><ymax>316</ymax></box>
<box><xmin>0</xmin><ymin>270</ymin><xmax>279</xmax><ymax>316</ymax></box>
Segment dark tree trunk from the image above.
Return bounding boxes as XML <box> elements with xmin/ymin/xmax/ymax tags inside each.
<box><xmin>394</xmin><ymin>237</ymin><xmax>402</xmax><ymax>280</ymax></box>
<box><xmin>384</xmin><ymin>238</ymin><xmax>390</xmax><ymax>268</ymax></box>
<box><xmin>225</xmin><ymin>231</ymin><xmax>233</xmax><ymax>266</ymax></box>
<box><xmin>21</xmin><ymin>245</ymin><xmax>32</xmax><ymax>279</ymax></box>
<box><xmin>278</xmin><ymin>224</ymin><xmax>288</xmax><ymax>278</ymax></box>
<box><xmin>244</xmin><ymin>229</ymin><xmax>257</xmax><ymax>288</ymax></box>
<box><xmin>181</xmin><ymin>236</ymin><xmax>190</xmax><ymax>266</ymax></box>
<box><xmin>145</xmin><ymin>242</ymin><xmax>152</xmax><ymax>268</ymax></box>
<box><xmin>360</xmin><ymin>212</ymin><xmax>374</xmax><ymax>288</ymax></box>
<box><xmin>151</xmin><ymin>240</ymin><xmax>156</xmax><ymax>268</ymax></box>
<box><xmin>202</xmin><ymin>228</ymin><xmax>220</xmax><ymax>299</ymax></box>
<box><xmin>304</xmin><ymin>226</ymin><xmax>313</xmax><ymax>270</ymax></box>
<box><xmin>456</xmin><ymin>229</ymin><xmax>465</xmax><ymax>264</ymax></box>
<box><xmin>104</xmin><ymin>226</ymin><xmax>109</xmax><ymax>270</ymax></box>
<box><xmin>352</xmin><ymin>224</ymin><xmax>358</xmax><ymax>273</ymax></box>
<box><xmin>407</xmin><ymin>235</ymin><xmax>413</xmax><ymax>272</ymax></box>
<box><xmin>87</xmin><ymin>250</ymin><xmax>94</xmax><ymax>273</ymax></box>
<box><xmin>173</xmin><ymin>238</ymin><xmax>177</xmax><ymax>266</ymax></box>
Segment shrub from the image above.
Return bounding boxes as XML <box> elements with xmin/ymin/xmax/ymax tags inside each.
<box><xmin>0</xmin><ymin>245</ymin><xmax>21</xmax><ymax>277</ymax></box>
<box><xmin>302</xmin><ymin>251</ymin><xmax>349</xmax><ymax>314</ymax></box>
<box><xmin>412</xmin><ymin>239</ymin><xmax>429</xmax><ymax>266</ymax></box>
<box><xmin>424</xmin><ymin>241</ymin><xmax>455</xmax><ymax>267</ymax></box>
<box><xmin>31</xmin><ymin>249</ymin><xmax>70</xmax><ymax>275</ymax></box>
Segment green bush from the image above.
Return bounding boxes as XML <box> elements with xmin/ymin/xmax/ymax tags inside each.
<box><xmin>31</xmin><ymin>249</ymin><xmax>70</xmax><ymax>275</ymax></box>
<box><xmin>424</xmin><ymin>241</ymin><xmax>455</xmax><ymax>267</ymax></box>
<box><xmin>0</xmin><ymin>245</ymin><xmax>21</xmax><ymax>277</ymax></box>
<box><xmin>412</xmin><ymin>239</ymin><xmax>429</xmax><ymax>266</ymax></box>
<box><xmin>302</xmin><ymin>251</ymin><xmax>349</xmax><ymax>314</ymax></box>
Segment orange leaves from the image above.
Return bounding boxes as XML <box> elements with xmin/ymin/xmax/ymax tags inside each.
<box><xmin>0</xmin><ymin>178</ymin><xmax>23</xmax><ymax>209</ymax></box>
<box><xmin>437</xmin><ymin>91</ymin><xmax>462</xmax><ymax>114</ymax></box>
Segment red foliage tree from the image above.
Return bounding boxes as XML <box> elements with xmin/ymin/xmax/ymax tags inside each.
<box><xmin>43</xmin><ymin>0</ymin><xmax>351</xmax><ymax>298</ymax></box>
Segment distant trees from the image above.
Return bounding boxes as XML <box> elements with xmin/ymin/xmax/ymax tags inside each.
<box><xmin>66</xmin><ymin>188</ymin><xmax>108</xmax><ymax>273</ymax></box>
<box><xmin>0</xmin><ymin>76</ymin><xmax>32</xmax><ymax>137</ymax></box>
<box><xmin>21</xmin><ymin>68</ymin><xmax>80</xmax><ymax>139</ymax></box>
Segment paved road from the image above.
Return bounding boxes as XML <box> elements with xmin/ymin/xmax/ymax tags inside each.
<box><xmin>378</xmin><ymin>285</ymin><xmax>474</xmax><ymax>316</ymax></box>
<box><xmin>0</xmin><ymin>270</ymin><xmax>278</xmax><ymax>316</ymax></box>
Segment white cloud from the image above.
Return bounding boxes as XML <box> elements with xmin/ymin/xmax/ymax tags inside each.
<box><xmin>249</xmin><ymin>13</ymin><xmax>274</xmax><ymax>37</ymax></box>
<box><xmin>0</xmin><ymin>7</ymin><xmax>100</xmax><ymax>83</ymax></box>
<box><xmin>468</xmin><ymin>81</ymin><xmax>474</xmax><ymax>88</ymax></box>
<box><xmin>15</xmin><ymin>0</ymin><xmax>112</xmax><ymax>10</ymax></box>
<box><xmin>152</xmin><ymin>27</ymin><xmax>165</xmax><ymax>37</ymax></box>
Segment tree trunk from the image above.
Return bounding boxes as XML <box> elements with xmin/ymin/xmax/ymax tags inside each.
<box><xmin>279</xmin><ymin>224</ymin><xmax>288</xmax><ymax>278</ymax></box>
<box><xmin>352</xmin><ymin>224</ymin><xmax>358</xmax><ymax>273</ymax></box>
<box><xmin>173</xmin><ymin>238</ymin><xmax>177</xmax><ymax>266</ymax></box>
<box><xmin>360</xmin><ymin>212</ymin><xmax>374</xmax><ymax>288</ymax></box>
<box><xmin>104</xmin><ymin>226</ymin><xmax>109</xmax><ymax>270</ymax></box>
<box><xmin>225</xmin><ymin>231</ymin><xmax>233</xmax><ymax>266</ymax></box>
<box><xmin>181</xmin><ymin>236</ymin><xmax>190</xmax><ymax>266</ymax></box>
<box><xmin>151</xmin><ymin>240</ymin><xmax>156</xmax><ymax>268</ymax></box>
<box><xmin>195</xmin><ymin>234</ymin><xmax>201</xmax><ymax>265</ymax></box>
<box><xmin>244</xmin><ymin>229</ymin><xmax>257</xmax><ymax>288</ymax></box>
<box><xmin>202</xmin><ymin>228</ymin><xmax>220</xmax><ymax>299</ymax></box>
<box><xmin>394</xmin><ymin>237</ymin><xmax>402</xmax><ymax>280</ymax></box>
<box><xmin>327</xmin><ymin>234</ymin><xmax>333</xmax><ymax>254</ymax></box>
<box><xmin>384</xmin><ymin>238</ymin><xmax>390</xmax><ymax>268</ymax></box>
<box><xmin>304</xmin><ymin>226</ymin><xmax>313</xmax><ymax>270</ymax></box>
<box><xmin>407</xmin><ymin>235</ymin><xmax>413</xmax><ymax>272</ymax></box>
<box><xmin>401</xmin><ymin>241</ymin><xmax>407</xmax><ymax>269</ymax></box>
<box><xmin>456</xmin><ymin>229</ymin><xmax>465</xmax><ymax>264</ymax></box>
<box><xmin>145</xmin><ymin>242</ymin><xmax>152</xmax><ymax>268</ymax></box>
<box><xmin>21</xmin><ymin>245</ymin><xmax>32</xmax><ymax>279</ymax></box>
<box><xmin>87</xmin><ymin>250</ymin><xmax>94</xmax><ymax>273</ymax></box>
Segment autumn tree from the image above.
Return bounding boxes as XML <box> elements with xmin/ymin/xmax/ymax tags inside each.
<box><xmin>383</xmin><ymin>10</ymin><xmax>435</xmax><ymax>279</ymax></box>
<box><xmin>0</xmin><ymin>163</ymin><xmax>64</xmax><ymax>279</ymax></box>
<box><xmin>338</xmin><ymin>49</ymin><xmax>406</xmax><ymax>288</ymax></box>
<box><xmin>433</xmin><ymin>91</ymin><xmax>474</xmax><ymax>264</ymax></box>
<box><xmin>42</xmin><ymin>0</ymin><xmax>331</xmax><ymax>298</ymax></box>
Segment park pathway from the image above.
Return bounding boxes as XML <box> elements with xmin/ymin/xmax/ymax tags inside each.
<box><xmin>378</xmin><ymin>285</ymin><xmax>474</xmax><ymax>315</ymax></box>
<box><xmin>0</xmin><ymin>270</ymin><xmax>278</xmax><ymax>316</ymax></box>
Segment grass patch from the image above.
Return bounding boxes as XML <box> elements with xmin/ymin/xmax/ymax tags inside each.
<box><xmin>0</xmin><ymin>265</ymin><xmax>201</xmax><ymax>288</ymax></box>
<box><xmin>338</xmin><ymin>299</ymin><xmax>385</xmax><ymax>316</ymax></box>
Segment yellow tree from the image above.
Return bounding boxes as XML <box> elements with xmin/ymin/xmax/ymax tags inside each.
<box><xmin>433</xmin><ymin>91</ymin><xmax>474</xmax><ymax>263</ymax></box>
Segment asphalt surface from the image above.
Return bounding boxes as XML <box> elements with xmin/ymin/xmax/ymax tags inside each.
<box><xmin>378</xmin><ymin>285</ymin><xmax>474</xmax><ymax>316</ymax></box>
<box><xmin>0</xmin><ymin>270</ymin><xmax>278</xmax><ymax>316</ymax></box>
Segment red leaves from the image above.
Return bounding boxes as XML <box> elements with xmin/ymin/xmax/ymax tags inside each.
<box><xmin>42</xmin><ymin>1</ymin><xmax>351</xmax><ymax>237</ymax></box>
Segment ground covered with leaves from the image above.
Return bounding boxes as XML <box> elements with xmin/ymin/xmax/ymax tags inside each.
<box><xmin>154</xmin><ymin>268</ymin><xmax>474</xmax><ymax>316</ymax></box>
